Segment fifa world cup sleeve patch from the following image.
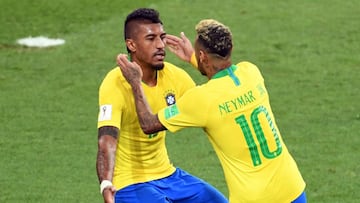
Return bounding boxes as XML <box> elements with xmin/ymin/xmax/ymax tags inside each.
<box><xmin>98</xmin><ymin>104</ymin><xmax>112</xmax><ymax>121</ymax></box>
<box><xmin>164</xmin><ymin>104</ymin><xmax>179</xmax><ymax>119</ymax></box>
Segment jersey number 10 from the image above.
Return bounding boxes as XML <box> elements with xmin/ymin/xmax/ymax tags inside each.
<box><xmin>235</xmin><ymin>106</ymin><xmax>282</xmax><ymax>166</ymax></box>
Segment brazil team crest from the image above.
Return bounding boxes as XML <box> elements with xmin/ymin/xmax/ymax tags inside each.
<box><xmin>164</xmin><ymin>90</ymin><xmax>176</xmax><ymax>106</ymax></box>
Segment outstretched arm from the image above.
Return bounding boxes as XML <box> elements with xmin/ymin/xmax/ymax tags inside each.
<box><xmin>116</xmin><ymin>54</ymin><xmax>166</xmax><ymax>134</ymax></box>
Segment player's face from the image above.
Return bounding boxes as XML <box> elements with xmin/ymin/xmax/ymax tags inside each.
<box><xmin>133</xmin><ymin>23</ymin><xmax>166</xmax><ymax>70</ymax></box>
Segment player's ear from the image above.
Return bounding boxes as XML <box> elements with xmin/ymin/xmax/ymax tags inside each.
<box><xmin>126</xmin><ymin>39</ymin><xmax>136</xmax><ymax>52</ymax></box>
<box><xmin>199</xmin><ymin>50</ymin><xmax>208</xmax><ymax>64</ymax></box>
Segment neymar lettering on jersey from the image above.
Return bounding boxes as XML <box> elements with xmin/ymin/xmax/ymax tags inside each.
<box><xmin>218</xmin><ymin>90</ymin><xmax>256</xmax><ymax>115</ymax></box>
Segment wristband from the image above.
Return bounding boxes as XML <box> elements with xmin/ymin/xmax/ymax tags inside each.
<box><xmin>100</xmin><ymin>180</ymin><xmax>113</xmax><ymax>194</ymax></box>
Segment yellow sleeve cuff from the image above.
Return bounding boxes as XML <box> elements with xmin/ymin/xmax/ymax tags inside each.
<box><xmin>190</xmin><ymin>53</ymin><xmax>198</xmax><ymax>69</ymax></box>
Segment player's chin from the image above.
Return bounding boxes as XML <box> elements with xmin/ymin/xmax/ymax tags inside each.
<box><xmin>153</xmin><ymin>61</ymin><xmax>165</xmax><ymax>70</ymax></box>
<box><xmin>152</xmin><ymin>58</ymin><xmax>164</xmax><ymax>70</ymax></box>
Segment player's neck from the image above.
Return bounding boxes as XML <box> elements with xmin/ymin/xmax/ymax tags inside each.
<box><xmin>141</xmin><ymin>67</ymin><xmax>157</xmax><ymax>86</ymax></box>
<box><xmin>208</xmin><ymin>60</ymin><xmax>232</xmax><ymax>78</ymax></box>
<box><xmin>213</xmin><ymin>59</ymin><xmax>232</xmax><ymax>70</ymax></box>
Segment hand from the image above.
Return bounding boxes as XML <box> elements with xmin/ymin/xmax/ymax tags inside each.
<box><xmin>102</xmin><ymin>186</ymin><xmax>117</xmax><ymax>203</ymax></box>
<box><xmin>116</xmin><ymin>54</ymin><xmax>143</xmax><ymax>85</ymax></box>
<box><xmin>166</xmin><ymin>32</ymin><xmax>194</xmax><ymax>62</ymax></box>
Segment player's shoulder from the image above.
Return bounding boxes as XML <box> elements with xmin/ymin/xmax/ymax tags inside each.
<box><xmin>163</xmin><ymin>61</ymin><xmax>190</xmax><ymax>76</ymax></box>
<box><xmin>183</xmin><ymin>84</ymin><xmax>206</xmax><ymax>97</ymax></box>
<box><xmin>99</xmin><ymin>67</ymin><xmax>128</xmax><ymax>90</ymax></box>
<box><xmin>102</xmin><ymin>67</ymin><xmax>120</xmax><ymax>78</ymax></box>
<box><xmin>236</xmin><ymin>61</ymin><xmax>259</xmax><ymax>71</ymax></box>
<box><xmin>236</xmin><ymin>61</ymin><xmax>263</xmax><ymax>77</ymax></box>
<box><xmin>178</xmin><ymin>85</ymin><xmax>212</xmax><ymax>107</ymax></box>
<box><xmin>103</xmin><ymin>67</ymin><xmax>127</xmax><ymax>81</ymax></box>
<box><xmin>163</xmin><ymin>61</ymin><xmax>179</xmax><ymax>69</ymax></box>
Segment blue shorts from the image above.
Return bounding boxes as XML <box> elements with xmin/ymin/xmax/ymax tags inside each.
<box><xmin>114</xmin><ymin>168</ymin><xmax>228</xmax><ymax>203</ymax></box>
<box><xmin>292</xmin><ymin>191</ymin><xmax>307</xmax><ymax>203</ymax></box>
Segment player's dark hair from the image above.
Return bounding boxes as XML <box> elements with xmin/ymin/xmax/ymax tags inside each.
<box><xmin>124</xmin><ymin>8</ymin><xmax>162</xmax><ymax>39</ymax></box>
<box><xmin>124</xmin><ymin>8</ymin><xmax>163</xmax><ymax>53</ymax></box>
<box><xmin>196</xmin><ymin>20</ymin><xmax>232</xmax><ymax>58</ymax></box>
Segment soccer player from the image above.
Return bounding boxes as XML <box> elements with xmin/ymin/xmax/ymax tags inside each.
<box><xmin>116</xmin><ymin>19</ymin><xmax>307</xmax><ymax>203</ymax></box>
<box><xmin>96</xmin><ymin>9</ymin><xmax>228</xmax><ymax>203</ymax></box>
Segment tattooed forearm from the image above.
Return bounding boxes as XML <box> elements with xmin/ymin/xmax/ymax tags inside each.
<box><xmin>131</xmin><ymin>83</ymin><xmax>166</xmax><ymax>134</ymax></box>
<box><xmin>96</xmin><ymin>148</ymin><xmax>114</xmax><ymax>182</ymax></box>
<box><xmin>96</xmin><ymin>126</ymin><xmax>118</xmax><ymax>182</ymax></box>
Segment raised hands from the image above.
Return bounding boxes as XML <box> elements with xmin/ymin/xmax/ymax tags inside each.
<box><xmin>166</xmin><ymin>32</ymin><xmax>194</xmax><ymax>63</ymax></box>
<box><xmin>116</xmin><ymin>54</ymin><xmax>143</xmax><ymax>86</ymax></box>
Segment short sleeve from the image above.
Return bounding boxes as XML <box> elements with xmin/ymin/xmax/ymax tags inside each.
<box><xmin>158</xmin><ymin>87</ymin><xmax>207</xmax><ymax>132</ymax></box>
<box><xmin>97</xmin><ymin>69</ymin><xmax>124</xmax><ymax>129</ymax></box>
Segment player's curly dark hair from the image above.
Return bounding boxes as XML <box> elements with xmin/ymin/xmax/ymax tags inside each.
<box><xmin>195</xmin><ymin>19</ymin><xmax>232</xmax><ymax>58</ymax></box>
<box><xmin>124</xmin><ymin>8</ymin><xmax>163</xmax><ymax>40</ymax></box>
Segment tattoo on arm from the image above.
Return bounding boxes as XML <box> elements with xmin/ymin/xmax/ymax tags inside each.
<box><xmin>96</xmin><ymin>126</ymin><xmax>119</xmax><ymax>183</ymax></box>
<box><xmin>131</xmin><ymin>83</ymin><xmax>167</xmax><ymax>134</ymax></box>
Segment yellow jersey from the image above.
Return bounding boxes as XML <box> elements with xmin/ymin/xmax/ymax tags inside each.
<box><xmin>97</xmin><ymin>62</ymin><xmax>195</xmax><ymax>190</ymax></box>
<box><xmin>158</xmin><ymin>62</ymin><xmax>305</xmax><ymax>203</ymax></box>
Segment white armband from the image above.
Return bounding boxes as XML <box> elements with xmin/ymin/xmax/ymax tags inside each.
<box><xmin>100</xmin><ymin>180</ymin><xmax>113</xmax><ymax>194</ymax></box>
